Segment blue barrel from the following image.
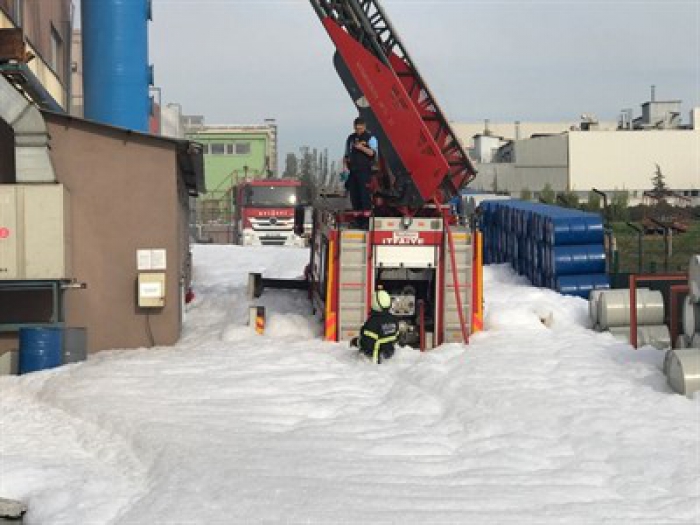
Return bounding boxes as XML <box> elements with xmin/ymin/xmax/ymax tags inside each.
<box><xmin>19</xmin><ymin>328</ymin><xmax>63</xmax><ymax>374</ymax></box>
<box><xmin>548</xmin><ymin>216</ymin><xmax>604</xmax><ymax>246</ymax></box>
<box><xmin>550</xmin><ymin>244</ymin><xmax>606</xmax><ymax>276</ymax></box>
<box><xmin>556</xmin><ymin>274</ymin><xmax>610</xmax><ymax>298</ymax></box>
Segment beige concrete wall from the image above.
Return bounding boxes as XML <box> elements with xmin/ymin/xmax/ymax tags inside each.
<box><xmin>471</xmin><ymin>130</ymin><xmax>700</xmax><ymax>201</ymax></box>
<box><xmin>568</xmin><ymin>130</ymin><xmax>700</xmax><ymax>193</ymax></box>
<box><xmin>472</xmin><ymin>163</ymin><xmax>569</xmax><ymax>195</ymax></box>
<box><xmin>514</xmin><ymin>135</ymin><xmax>568</xmax><ymax>168</ymax></box>
<box><xmin>452</xmin><ymin>120</ymin><xmax>617</xmax><ymax>148</ymax></box>
<box><xmin>471</xmin><ymin>135</ymin><xmax>569</xmax><ymax>195</ymax></box>
<box><xmin>43</xmin><ymin>116</ymin><xmax>184</xmax><ymax>353</ymax></box>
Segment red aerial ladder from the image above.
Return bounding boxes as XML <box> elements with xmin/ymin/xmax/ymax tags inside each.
<box><xmin>310</xmin><ymin>0</ymin><xmax>476</xmax><ymax>209</ymax></box>
<box><xmin>250</xmin><ymin>0</ymin><xmax>483</xmax><ymax>351</ymax></box>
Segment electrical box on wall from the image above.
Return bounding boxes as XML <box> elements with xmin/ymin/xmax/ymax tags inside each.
<box><xmin>138</xmin><ymin>272</ymin><xmax>166</xmax><ymax>308</ymax></box>
<box><xmin>0</xmin><ymin>184</ymin><xmax>72</xmax><ymax>280</ymax></box>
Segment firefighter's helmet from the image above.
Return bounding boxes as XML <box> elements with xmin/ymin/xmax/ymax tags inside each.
<box><xmin>372</xmin><ymin>290</ymin><xmax>392</xmax><ymax>312</ymax></box>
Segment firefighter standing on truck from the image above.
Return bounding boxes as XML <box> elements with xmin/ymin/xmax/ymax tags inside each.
<box><xmin>341</xmin><ymin>117</ymin><xmax>377</xmax><ymax>228</ymax></box>
<box><xmin>358</xmin><ymin>289</ymin><xmax>399</xmax><ymax>364</ymax></box>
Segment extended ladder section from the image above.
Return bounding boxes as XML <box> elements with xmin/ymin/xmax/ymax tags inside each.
<box><xmin>310</xmin><ymin>0</ymin><xmax>476</xmax><ymax>209</ymax></box>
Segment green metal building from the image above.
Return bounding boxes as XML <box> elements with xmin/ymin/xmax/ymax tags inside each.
<box><xmin>186</xmin><ymin>123</ymin><xmax>278</xmax><ymax>194</ymax></box>
<box><xmin>185</xmin><ymin>121</ymin><xmax>278</xmax><ymax>241</ymax></box>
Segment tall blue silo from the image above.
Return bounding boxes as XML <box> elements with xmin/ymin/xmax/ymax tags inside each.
<box><xmin>81</xmin><ymin>0</ymin><xmax>152</xmax><ymax>132</ymax></box>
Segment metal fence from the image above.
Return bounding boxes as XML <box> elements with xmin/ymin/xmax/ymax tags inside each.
<box><xmin>611</xmin><ymin>222</ymin><xmax>700</xmax><ymax>274</ymax></box>
<box><xmin>193</xmin><ymin>190</ymin><xmax>235</xmax><ymax>244</ymax></box>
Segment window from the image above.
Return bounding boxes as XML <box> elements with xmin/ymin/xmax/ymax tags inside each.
<box><xmin>210</xmin><ymin>144</ymin><xmax>225</xmax><ymax>155</ymax></box>
<box><xmin>691</xmin><ymin>190</ymin><xmax>699</xmax><ymax>197</ymax></box>
<box><xmin>201</xmin><ymin>144</ymin><xmax>209</xmax><ymax>154</ymax></box>
<box><xmin>50</xmin><ymin>25</ymin><xmax>62</xmax><ymax>72</ymax></box>
<box><xmin>226</xmin><ymin>144</ymin><xmax>235</xmax><ymax>155</ymax></box>
<box><xmin>235</xmin><ymin>142</ymin><xmax>251</xmax><ymax>155</ymax></box>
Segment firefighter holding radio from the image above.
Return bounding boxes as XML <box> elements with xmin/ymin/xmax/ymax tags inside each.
<box><xmin>341</xmin><ymin>117</ymin><xmax>378</xmax><ymax>228</ymax></box>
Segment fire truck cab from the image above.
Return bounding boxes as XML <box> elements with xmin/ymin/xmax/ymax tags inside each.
<box><xmin>234</xmin><ymin>179</ymin><xmax>311</xmax><ymax>247</ymax></box>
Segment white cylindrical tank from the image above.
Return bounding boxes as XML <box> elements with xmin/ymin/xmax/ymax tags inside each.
<box><xmin>682</xmin><ymin>296</ymin><xmax>700</xmax><ymax>339</ymax></box>
<box><xmin>589</xmin><ymin>289</ymin><xmax>605</xmax><ymax>325</ymax></box>
<box><xmin>608</xmin><ymin>325</ymin><xmax>671</xmax><ymax>350</ymax></box>
<box><xmin>691</xmin><ymin>333</ymin><xmax>700</xmax><ymax>349</ymax></box>
<box><xmin>689</xmin><ymin>255</ymin><xmax>700</xmax><ymax>303</ymax></box>
<box><xmin>598</xmin><ymin>289</ymin><xmax>664</xmax><ymax>329</ymax></box>
<box><xmin>593</xmin><ymin>288</ymin><xmax>650</xmax><ymax>327</ymax></box>
<box><xmin>666</xmin><ymin>349</ymin><xmax>700</xmax><ymax>397</ymax></box>
<box><xmin>664</xmin><ymin>348</ymin><xmax>675</xmax><ymax>375</ymax></box>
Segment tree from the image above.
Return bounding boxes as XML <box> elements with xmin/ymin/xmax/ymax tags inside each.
<box><xmin>283</xmin><ymin>153</ymin><xmax>298</xmax><ymax>179</ymax></box>
<box><xmin>557</xmin><ymin>191</ymin><xmax>580</xmax><ymax>209</ymax></box>
<box><xmin>586</xmin><ymin>191</ymin><xmax>601</xmax><ymax>212</ymax></box>
<box><xmin>610</xmin><ymin>190</ymin><xmax>630</xmax><ymax>221</ymax></box>
<box><xmin>298</xmin><ymin>147</ymin><xmax>313</xmax><ymax>187</ymax></box>
<box><xmin>651</xmin><ymin>163</ymin><xmax>667</xmax><ymax>197</ymax></box>
<box><xmin>539</xmin><ymin>183</ymin><xmax>555</xmax><ymax>204</ymax></box>
<box><xmin>520</xmin><ymin>187</ymin><xmax>532</xmax><ymax>201</ymax></box>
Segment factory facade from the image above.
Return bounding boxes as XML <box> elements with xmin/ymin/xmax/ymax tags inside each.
<box><xmin>456</xmin><ymin>101</ymin><xmax>700</xmax><ymax>205</ymax></box>
<box><xmin>185</xmin><ymin>119</ymin><xmax>278</xmax><ymax>239</ymax></box>
<box><xmin>0</xmin><ymin>0</ymin><xmax>72</xmax><ymax>110</ymax></box>
<box><xmin>0</xmin><ymin>1</ymin><xmax>206</xmax><ymax>367</ymax></box>
<box><xmin>185</xmin><ymin>120</ymin><xmax>279</xmax><ymax>190</ymax></box>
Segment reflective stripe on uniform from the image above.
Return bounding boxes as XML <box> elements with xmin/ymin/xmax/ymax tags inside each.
<box><xmin>363</xmin><ymin>330</ymin><xmax>397</xmax><ymax>364</ymax></box>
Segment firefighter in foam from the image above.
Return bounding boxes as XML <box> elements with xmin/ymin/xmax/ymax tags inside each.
<box><xmin>358</xmin><ymin>289</ymin><xmax>399</xmax><ymax>364</ymax></box>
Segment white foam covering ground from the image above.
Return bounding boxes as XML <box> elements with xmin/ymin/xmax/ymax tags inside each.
<box><xmin>0</xmin><ymin>245</ymin><xmax>698</xmax><ymax>524</ymax></box>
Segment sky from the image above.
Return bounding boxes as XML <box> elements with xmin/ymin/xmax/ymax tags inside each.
<box><xmin>85</xmin><ymin>0</ymin><xmax>700</xmax><ymax>161</ymax></box>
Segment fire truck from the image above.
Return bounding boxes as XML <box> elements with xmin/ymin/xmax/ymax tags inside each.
<box><xmin>250</xmin><ymin>0</ymin><xmax>484</xmax><ymax>349</ymax></box>
<box><xmin>234</xmin><ymin>179</ymin><xmax>311</xmax><ymax>247</ymax></box>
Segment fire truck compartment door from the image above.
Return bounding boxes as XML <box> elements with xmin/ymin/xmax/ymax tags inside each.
<box><xmin>375</xmin><ymin>246</ymin><xmax>436</xmax><ymax>268</ymax></box>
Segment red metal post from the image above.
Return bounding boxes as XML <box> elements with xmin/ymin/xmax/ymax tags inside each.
<box><xmin>670</xmin><ymin>284</ymin><xmax>689</xmax><ymax>348</ymax></box>
<box><xmin>628</xmin><ymin>273</ymin><xmax>688</xmax><ymax>349</ymax></box>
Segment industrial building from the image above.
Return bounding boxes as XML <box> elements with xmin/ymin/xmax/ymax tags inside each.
<box><xmin>457</xmin><ymin>100</ymin><xmax>700</xmax><ymax>205</ymax></box>
<box><xmin>452</xmin><ymin>118</ymin><xmax>618</xmax><ymax>151</ymax></box>
<box><xmin>0</xmin><ymin>0</ymin><xmax>72</xmax><ymax>110</ymax></box>
<box><xmin>186</xmin><ymin>119</ymin><xmax>279</xmax><ymax>186</ymax></box>
<box><xmin>186</xmin><ymin>119</ymin><xmax>279</xmax><ymax>242</ymax></box>
<box><xmin>0</xmin><ymin>0</ymin><xmax>205</xmax><ymax>363</ymax></box>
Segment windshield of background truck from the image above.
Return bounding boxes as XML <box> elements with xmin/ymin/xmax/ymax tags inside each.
<box><xmin>243</xmin><ymin>186</ymin><xmax>309</xmax><ymax>207</ymax></box>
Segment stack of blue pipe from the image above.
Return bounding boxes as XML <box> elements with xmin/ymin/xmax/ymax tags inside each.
<box><xmin>480</xmin><ymin>200</ymin><xmax>610</xmax><ymax>298</ymax></box>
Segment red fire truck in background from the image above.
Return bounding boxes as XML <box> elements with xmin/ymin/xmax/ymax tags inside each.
<box><xmin>234</xmin><ymin>179</ymin><xmax>311</xmax><ymax>247</ymax></box>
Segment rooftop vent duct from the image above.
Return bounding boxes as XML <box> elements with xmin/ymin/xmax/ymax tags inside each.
<box><xmin>0</xmin><ymin>76</ymin><xmax>56</xmax><ymax>183</ymax></box>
